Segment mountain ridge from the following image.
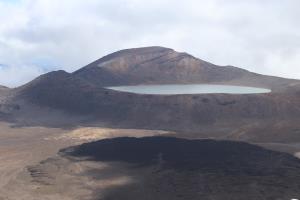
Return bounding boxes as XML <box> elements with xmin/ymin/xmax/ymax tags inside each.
<box><xmin>71</xmin><ymin>47</ymin><xmax>299</xmax><ymax>92</ymax></box>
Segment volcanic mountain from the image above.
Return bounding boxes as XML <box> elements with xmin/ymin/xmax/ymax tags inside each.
<box><xmin>73</xmin><ymin>46</ymin><xmax>297</xmax><ymax>91</ymax></box>
<box><xmin>2</xmin><ymin>46</ymin><xmax>300</xmax><ymax>142</ymax></box>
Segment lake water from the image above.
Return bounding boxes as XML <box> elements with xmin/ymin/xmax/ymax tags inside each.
<box><xmin>107</xmin><ymin>84</ymin><xmax>271</xmax><ymax>95</ymax></box>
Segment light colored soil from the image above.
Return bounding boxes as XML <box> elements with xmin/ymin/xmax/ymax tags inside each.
<box><xmin>0</xmin><ymin>122</ymin><xmax>171</xmax><ymax>200</ymax></box>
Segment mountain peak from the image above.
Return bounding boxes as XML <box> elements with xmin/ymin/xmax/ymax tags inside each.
<box><xmin>114</xmin><ymin>46</ymin><xmax>173</xmax><ymax>54</ymax></box>
<box><xmin>73</xmin><ymin>46</ymin><xmax>250</xmax><ymax>86</ymax></box>
<box><xmin>79</xmin><ymin>46</ymin><xmax>175</xmax><ymax>70</ymax></box>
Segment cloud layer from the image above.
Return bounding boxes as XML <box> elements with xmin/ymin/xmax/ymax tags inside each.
<box><xmin>0</xmin><ymin>0</ymin><xmax>300</xmax><ymax>87</ymax></box>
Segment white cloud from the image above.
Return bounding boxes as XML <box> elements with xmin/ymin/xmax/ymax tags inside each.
<box><xmin>0</xmin><ymin>0</ymin><xmax>300</xmax><ymax>87</ymax></box>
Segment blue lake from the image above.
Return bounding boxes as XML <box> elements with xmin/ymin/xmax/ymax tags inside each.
<box><xmin>107</xmin><ymin>84</ymin><xmax>271</xmax><ymax>95</ymax></box>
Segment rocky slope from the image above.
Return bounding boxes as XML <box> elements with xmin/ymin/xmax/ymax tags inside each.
<box><xmin>14</xmin><ymin>69</ymin><xmax>300</xmax><ymax>138</ymax></box>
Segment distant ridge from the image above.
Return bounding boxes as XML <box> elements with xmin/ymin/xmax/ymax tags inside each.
<box><xmin>0</xmin><ymin>85</ymin><xmax>8</xmax><ymax>90</ymax></box>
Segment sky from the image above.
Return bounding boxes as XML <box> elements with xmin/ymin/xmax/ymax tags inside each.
<box><xmin>0</xmin><ymin>0</ymin><xmax>300</xmax><ymax>87</ymax></box>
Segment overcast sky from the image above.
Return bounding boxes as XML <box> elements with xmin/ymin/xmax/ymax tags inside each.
<box><xmin>0</xmin><ymin>0</ymin><xmax>300</xmax><ymax>87</ymax></box>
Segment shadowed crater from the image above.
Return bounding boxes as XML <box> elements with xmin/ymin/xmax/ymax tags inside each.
<box><xmin>62</xmin><ymin>136</ymin><xmax>300</xmax><ymax>174</ymax></box>
<box><xmin>59</xmin><ymin>137</ymin><xmax>300</xmax><ymax>199</ymax></box>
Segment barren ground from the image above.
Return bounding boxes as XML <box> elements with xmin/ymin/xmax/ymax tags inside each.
<box><xmin>0</xmin><ymin>122</ymin><xmax>172</xmax><ymax>200</ymax></box>
<box><xmin>1</xmin><ymin>121</ymin><xmax>300</xmax><ymax>200</ymax></box>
